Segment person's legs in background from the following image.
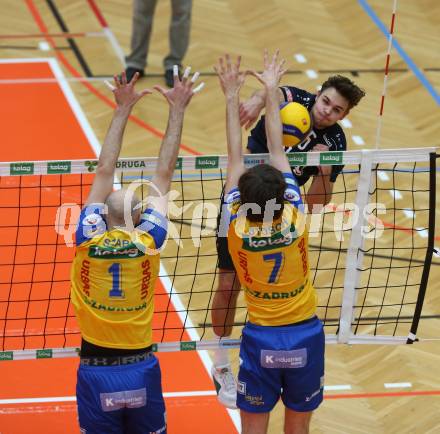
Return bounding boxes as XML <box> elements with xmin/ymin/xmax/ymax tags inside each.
<box><xmin>125</xmin><ymin>0</ymin><xmax>158</xmax><ymax>81</ymax></box>
<box><xmin>164</xmin><ymin>0</ymin><xmax>192</xmax><ymax>87</ymax></box>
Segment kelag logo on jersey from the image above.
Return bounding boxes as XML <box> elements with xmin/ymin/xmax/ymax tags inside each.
<box><xmin>241</xmin><ymin>224</ymin><xmax>298</xmax><ymax>252</ymax></box>
<box><xmin>88</xmin><ymin>243</ymin><xmax>145</xmax><ymax>259</ymax></box>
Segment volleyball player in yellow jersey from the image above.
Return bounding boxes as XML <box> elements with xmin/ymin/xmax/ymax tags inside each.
<box><xmin>70</xmin><ymin>68</ymin><xmax>203</xmax><ymax>434</ymax></box>
<box><xmin>215</xmin><ymin>51</ymin><xmax>324</xmax><ymax>434</ymax></box>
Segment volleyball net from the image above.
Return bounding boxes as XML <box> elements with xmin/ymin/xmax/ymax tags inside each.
<box><xmin>0</xmin><ymin>148</ymin><xmax>438</xmax><ymax>360</ymax></box>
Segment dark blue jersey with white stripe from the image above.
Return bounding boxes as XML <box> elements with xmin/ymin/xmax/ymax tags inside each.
<box><xmin>247</xmin><ymin>86</ymin><xmax>346</xmax><ymax>185</ymax></box>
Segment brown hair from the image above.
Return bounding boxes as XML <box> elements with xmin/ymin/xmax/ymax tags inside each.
<box><xmin>238</xmin><ymin>164</ymin><xmax>286</xmax><ymax>222</ymax></box>
<box><xmin>320</xmin><ymin>75</ymin><xmax>365</xmax><ymax>109</ymax></box>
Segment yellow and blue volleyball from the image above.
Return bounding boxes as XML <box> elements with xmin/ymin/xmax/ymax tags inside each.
<box><xmin>279</xmin><ymin>102</ymin><xmax>312</xmax><ymax>147</ymax></box>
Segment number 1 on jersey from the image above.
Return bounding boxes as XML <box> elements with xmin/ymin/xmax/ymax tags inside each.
<box><xmin>263</xmin><ymin>252</ymin><xmax>284</xmax><ymax>283</ymax></box>
<box><xmin>108</xmin><ymin>263</ymin><xmax>124</xmax><ymax>298</ymax></box>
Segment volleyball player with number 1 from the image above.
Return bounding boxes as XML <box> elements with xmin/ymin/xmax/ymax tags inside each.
<box><xmin>70</xmin><ymin>67</ymin><xmax>203</xmax><ymax>434</ymax></box>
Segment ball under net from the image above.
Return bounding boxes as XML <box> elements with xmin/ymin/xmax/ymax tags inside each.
<box><xmin>0</xmin><ymin>148</ymin><xmax>438</xmax><ymax>361</ymax></box>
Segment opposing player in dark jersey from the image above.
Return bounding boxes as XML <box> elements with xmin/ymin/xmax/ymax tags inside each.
<box><xmin>71</xmin><ymin>67</ymin><xmax>203</xmax><ymax>434</ymax></box>
<box><xmin>216</xmin><ymin>50</ymin><xmax>324</xmax><ymax>434</ymax></box>
<box><xmin>212</xmin><ymin>71</ymin><xmax>364</xmax><ymax>407</ymax></box>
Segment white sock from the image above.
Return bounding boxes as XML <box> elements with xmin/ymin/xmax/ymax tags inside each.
<box><xmin>213</xmin><ymin>336</ymin><xmax>231</xmax><ymax>368</ymax></box>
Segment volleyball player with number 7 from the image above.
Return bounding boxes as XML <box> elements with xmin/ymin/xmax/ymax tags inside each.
<box><xmin>216</xmin><ymin>50</ymin><xmax>324</xmax><ymax>434</ymax></box>
<box><xmin>70</xmin><ymin>67</ymin><xmax>203</xmax><ymax>434</ymax></box>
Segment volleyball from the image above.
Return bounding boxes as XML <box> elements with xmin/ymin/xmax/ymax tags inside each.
<box><xmin>279</xmin><ymin>102</ymin><xmax>312</xmax><ymax>147</ymax></box>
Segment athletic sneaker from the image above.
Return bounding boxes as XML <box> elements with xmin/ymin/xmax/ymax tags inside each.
<box><xmin>211</xmin><ymin>364</ymin><xmax>237</xmax><ymax>409</ymax></box>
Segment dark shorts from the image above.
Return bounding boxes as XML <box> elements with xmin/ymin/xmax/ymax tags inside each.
<box><xmin>77</xmin><ymin>355</ymin><xmax>166</xmax><ymax>434</ymax></box>
<box><xmin>216</xmin><ymin>189</ymin><xmax>235</xmax><ymax>271</ymax></box>
<box><xmin>237</xmin><ymin>317</ymin><xmax>325</xmax><ymax>413</ymax></box>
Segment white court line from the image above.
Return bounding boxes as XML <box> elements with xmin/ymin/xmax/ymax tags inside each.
<box><xmin>38</xmin><ymin>41</ymin><xmax>50</xmax><ymax>51</ymax></box>
<box><xmin>384</xmin><ymin>382</ymin><xmax>412</xmax><ymax>389</ymax></box>
<box><xmin>340</xmin><ymin>118</ymin><xmax>352</xmax><ymax>128</ymax></box>
<box><xmin>0</xmin><ymin>58</ymin><xmax>53</xmax><ymax>64</ymax></box>
<box><xmin>294</xmin><ymin>53</ymin><xmax>307</xmax><ymax>63</ymax></box>
<box><xmin>352</xmin><ymin>135</ymin><xmax>365</xmax><ymax>145</ymax></box>
<box><xmin>377</xmin><ymin>170</ymin><xmax>390</xmax><ymax>181</ymax></box>
<box><xmin>0</xmin><ymin>397</ymin><xmax>76</xmax><ymax>405</ymax></box>
<box><xmin>0</xmin><ymin>57</ymin><xmax>109</xmax><ymax>85</ymax></box>
<box><xmin>164</xmin><ymin>391</ymin><xmax>217</xmax><ymax>398</ymax></box>
<box><xmin>416</xmin><ymin>228</ymin><xmax>429</xmax><ymax>238</ymax></box>
<box><xmin>389</xmin><ymin>189</ymin><xmax>402</xmax><ymax>200</ymax></box>
<box><xmin>324</xmin><ymin>385</ymin><xmax>352</xmax><ymax>391</ymax></box>
<box><xmin>0</xmin><ymin>77</ymin><xmax>113</xmax><ymax>85</ymax></box>
<box><xmin>403</xmin><ymin>209</ymin><xmax>415</xmax><ymax>219</ymax></box>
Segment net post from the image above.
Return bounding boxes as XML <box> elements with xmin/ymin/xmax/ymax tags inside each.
<box><xmin>338</xmin><ymin>150</ymin><xmax>374</xmax><ymax>343</ymax></box>
<box><xmin>406</xmin><ymin>152</ymin><xmax>438</xmax><ymax>344</ymax></box>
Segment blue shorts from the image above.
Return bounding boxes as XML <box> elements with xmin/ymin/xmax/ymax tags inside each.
<box><xmin>76</xmin><ymin>355</ymin><xmax>166</xmax><ymax>434</ymax></box>
<box><xmin>237</xmin><ymin>317</ymin><xmax>325</xmax><ymax>413</ymax></box>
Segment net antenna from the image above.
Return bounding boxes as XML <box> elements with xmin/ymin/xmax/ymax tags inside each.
<box><xmin>339</xmin><ymin>0</ymin><xmax>399</xmax><ymax>343</ymax></box>
<box><xmin>374</xmin><ymin>0</ymin><xmax>398</xmax><ymax>151</ymax></box>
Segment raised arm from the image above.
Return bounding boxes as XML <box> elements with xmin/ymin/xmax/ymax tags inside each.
<box><xmin>239</xmin><ymin>87</ymin><xmax>284</xmax><ymax>129</ymax></box>
<box><xmin>251</xmin><ymin>50</ymin><xmax>290</xmax><ymax>173</ymax></box>
<box><xmin>148</xmin><ymin>66</ymin><xmax>204</xmax><ymax>216</ymax></box>
<box><xmin>214</xmin><ymin>54</ymin><xmax>247</xmax><ymax>193</ymax></box>
<box><xmin>85</xmin><ymin>72</ymin><xmax>152</xmax><ymax>206</ymax></box>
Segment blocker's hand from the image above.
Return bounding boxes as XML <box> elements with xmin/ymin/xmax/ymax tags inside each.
<box><xmin>154</xmin><ymin>65</ymin><xmax>204</xmax><ymax>111</ymax></box>
<box><xmin>250</xmin><ymin>49</ymin><xmax>287</xmax><ymax>90</ymax></box>
<box><xmin>214</xmin><ymin>54</ymin><xmax>247</xmax><ymax>98</ymax></box>
<box><xmin>104</xmin><ymin>71</ymin><xmax>152</xmax><ymax>109</ymax></box>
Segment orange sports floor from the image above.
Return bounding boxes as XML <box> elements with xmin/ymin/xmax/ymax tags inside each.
<box><xmin>0</xmin><ymin>60</ymin><xmax>238</xmax><ymax>434</ymax></box>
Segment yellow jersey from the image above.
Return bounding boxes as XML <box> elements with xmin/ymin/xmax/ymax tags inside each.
<box><xmin>70</xmin><ymin>206</ymin><xmax>167</xmax><ymax>349</ymax></box>
<box><xmin>225</xmin><ymin>172</ymin><xmax>317</xmax><ymax>326</ymax></box>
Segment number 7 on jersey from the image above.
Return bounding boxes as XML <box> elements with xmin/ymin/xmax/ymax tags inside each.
<box><xmin>263</xmin><ymin>252</ymin><xmax>284</xmax><ymax>283</ymax></box>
